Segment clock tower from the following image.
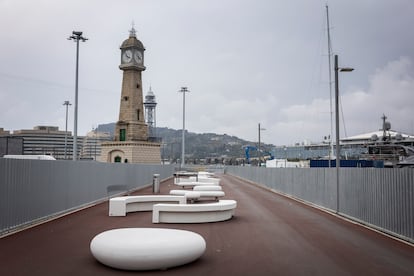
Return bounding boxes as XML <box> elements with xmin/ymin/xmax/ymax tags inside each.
<box><xmin>115</xmin><ymin>27</ymin><xmax>148</xmax><ymax>141</ymax></box>
<box><xmin>99</xmin><ymin>27</ymin><xmax>161</xmax><ymax>164</ymax></box>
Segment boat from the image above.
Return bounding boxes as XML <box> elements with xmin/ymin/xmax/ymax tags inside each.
<box><xmin>397</xmin><ymin>155</ymin><xmax>414</xmax><ymax>168</ymax></box>
<box><xmin>359</xmin><ymin>115</ymin><xmax>414</xmax><ymax>167</ymax></box>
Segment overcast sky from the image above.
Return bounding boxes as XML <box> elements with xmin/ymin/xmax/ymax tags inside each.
<box><xmin>1</xmin><ymin>0</ymin><xmax>414</xmax><ymax>145</ymax></box>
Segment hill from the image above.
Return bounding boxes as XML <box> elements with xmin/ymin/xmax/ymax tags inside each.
<box><xmin>97</xmin><ymin>123</ymin><xmax>274</xmax><ymax>164</ymax></box>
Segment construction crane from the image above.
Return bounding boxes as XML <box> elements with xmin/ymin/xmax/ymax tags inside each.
<box><xmin>244</xmin><ymin>146</ymin><xmax>257</xmax><ymax>164</ymax></box>
<box><xmin>243</xmin><ymin>146</ymin><xmax>274</xmax><ymax>165</ymax></box>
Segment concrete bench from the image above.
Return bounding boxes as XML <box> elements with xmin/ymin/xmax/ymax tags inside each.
<box><xmin>109</xmin><ymin>195</ymin><xmax>186</xmax><ymax>216</ymax></box>
<box><xmin>174</xmin><ymin>177</ymin><xmax>198</xmax><ymax>184</ymax></box>
<box><xmin>197</xmin><ymin>171</ymin><xmax>215</xmax><ymax>177</ymax></box>
<box><xmin>152</xmin><ymin>199</ymin><xmax>237</xmax><ymax>223</ymax></box>
<box><xmin>174</xmin><ymin>176</ymin><xmax>220</xmax><ymax>184</ymax></box>
<box><xmin>193</xmin><ymin>185</ymin><xmax>222</xmax><ymax>191</ymax></box>
<box><xmin>169</xmin><ymin>190</ymin><xmax>225</xmax><ymax>201</ymax></box>
<box><xmin>189</xmin><ymin>176</ymin><xmax>220</xmax><ymax>185</ymax></box>
<box><xmin>174</xmin><ymin>181</ymin><xmax>220</xmax><ymax>189</ymax></box>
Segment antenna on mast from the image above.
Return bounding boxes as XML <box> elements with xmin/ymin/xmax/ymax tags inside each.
<box><xmin>326</xmin><ymin>4</ymin><xmax>334</xmax><ymax>164</ymax></box>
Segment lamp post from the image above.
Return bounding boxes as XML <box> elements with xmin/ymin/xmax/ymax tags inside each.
<box><xmin>68</xmin><ymin>31</ymin><xmax>88</xmax><ymax>160</ymax></box>
<box><xmin>179</xmin><ymin>87</ymin><xmax>189</xmax><ymax>169</ymax></box>
<box><xmin>63</xmin><ymin>101</ymin><xmax>71</xmax><ymax>159</ymax></box>
<box><xmin>93</xmin><ymin>127</ymin><xmax>97</xmax><ymax>161</ymax></box>
<box><xmin>334</xmin><ymin>54</ymin><xmax>354</xmax><ymax>213</ymax></box>
<box><xmin>258</xmin><ymin>123</ymin><xmax>266</xmax><ymax>166</ymax></box>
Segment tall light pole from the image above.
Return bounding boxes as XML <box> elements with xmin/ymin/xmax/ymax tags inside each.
<box><xmin>179</xmin><ymin>87</ymin><xmax>189</xmax><ymax>169</ymax></box>
<box><xmin>334</xmin><ymin>54</ymin><xmax>354</xmax><ymax>213</ymax></box>
<box><xmin>258</xmin><ymin>123</ymin><xmax>266</xmax><ymax>166</ymax></box>
<box><xmin>93</xmin><ymin>127</ymin><xmax>97</xmax><ymax>161</ymax></box>
<box><xmin>63</xmin><ymin>101</ymin><xmax>72</xmax><ymax>159</ymax></box>
<box><xmin>68</xmin><ymin>31</ymin><xmax>88</xmax><ymax>160</ymax></box>
<box><xmin>326</xmin><ymin>4</ymin><xmax>334</xmax><ymax>167</ymax></box>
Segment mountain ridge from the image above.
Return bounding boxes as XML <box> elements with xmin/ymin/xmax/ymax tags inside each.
<box><xmin>97</xmin><ymin>122</ymin><xmax>274</xmax><ymax>163</ymax></box>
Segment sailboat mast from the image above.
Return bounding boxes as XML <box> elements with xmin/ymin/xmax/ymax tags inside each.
<box><xmin>326</xmin><ymin>4</ymin><xmax>334</xmax><ymax>164</ymax></box>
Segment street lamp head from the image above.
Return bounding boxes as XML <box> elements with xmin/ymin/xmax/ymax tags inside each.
<box><xmin>334</xmin><ymin>55</ymin><xmax>354</xmax><ymax>73</ymax></box>
<box><xmin>340</xmin><ymin>67</ymin><xmax>354</xmax><ymax>72</ymax></box>
<box><xmin>179</xmin><ymin>87</ymin><xmax>189</xmax><ymax>93</ymax></box>
<box><xmin>68</xmin><ymin>31</ymin><xmax>88</xmax><ymax>42</ymax></box>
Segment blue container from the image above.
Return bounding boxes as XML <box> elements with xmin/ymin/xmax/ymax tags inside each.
<box><xmin>310</xmin><ymin>159</ymin><xmax>384</xmax><ymax>168</ymax></box>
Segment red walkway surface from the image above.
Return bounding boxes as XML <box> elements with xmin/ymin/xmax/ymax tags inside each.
<box><xmin>1</xmin><ymin>174</ymin><xmax>413</xmax><ymax>275</ymax></box>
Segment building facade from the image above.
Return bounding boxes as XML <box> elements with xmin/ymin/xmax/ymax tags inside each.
<box><xmin>80</xmin><ymin>130</ymin><xmax>112</xmax><ymax>160</ymax></box>
<box><xmin>1</xmin><ymin>126</ymin><xmax>76</xmax><ymax>159</ymax></box>
<box><xmin>1</xmin><ymin>126</ymin><xmax>113</xmax><ymax>160</ymax></box>
<box><xmin>0</xmin><ymin>127</ymin><xmax>23</xmax><ymax>156</ymax></box>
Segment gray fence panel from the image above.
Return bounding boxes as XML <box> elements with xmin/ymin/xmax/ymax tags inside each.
<box><xmin>340</xmin><ymin>168</ymin><xmax>414</xmax><ymax>241</ymax></box>
<box><xmin>226</xmin><ymin>166</ymin><xmax>414</xmax><ymax>243</ymax></box>
<box><xmin>0</xmin><ymin>159</ymin><xmax>174</xmax><ymax>235</ymax></box>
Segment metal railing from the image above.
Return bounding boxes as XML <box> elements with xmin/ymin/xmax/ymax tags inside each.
<box><xmin>0</xmin><ymin>159</ymin><xmax>174</xmax><ymax>236</ymax></box>
<box><xmin>225</xmin><ymin>166</ymin><xmax>414</xmax><ymax>243</ymax></box>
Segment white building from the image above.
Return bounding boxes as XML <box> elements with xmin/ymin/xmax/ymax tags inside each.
<box><xmin>80</xmin><ymin>130</ymin><xmax>112</xmax><ymax>160</ymax></box>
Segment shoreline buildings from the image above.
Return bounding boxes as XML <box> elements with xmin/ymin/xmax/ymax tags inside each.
<box><xmin>0</xmin><ymin>126</ymin><xmax>111</xmax><ymax>160</ymax></box>
<box><xmin>272</xmin><ymin>116</ymin><xmax>414</xmax><ymax>167</ymax></box>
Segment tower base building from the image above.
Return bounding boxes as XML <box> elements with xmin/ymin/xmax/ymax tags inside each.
<box><xmin>99</xmin><ymin>141</ymin><xmax>161</xmax><ymax>164</ymax></box>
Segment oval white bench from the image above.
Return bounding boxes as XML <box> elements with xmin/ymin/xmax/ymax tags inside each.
<box><xmin>90</xmin><ymin>228</ymin><xmax>206</xmax><ymax>270</ymax></box>
<box><xmin>169</xmin><ymin>190</ymin><xmax>225</xmax><ymax>201</ymax></box>
<box><xmin>153</xmin><ymin>199</ymin><xmax>237</xmax><ymax>223</ymax></box>
<box><xmin>109</xmin><ymin>195</ymin><xmax>186</xmax><ymax>216</ymax></box>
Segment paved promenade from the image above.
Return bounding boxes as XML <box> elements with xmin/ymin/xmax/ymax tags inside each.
<box><xmin>1</xmin><ymin>174</ymin><xmax>413</xmax><ymax>275</ymax></box>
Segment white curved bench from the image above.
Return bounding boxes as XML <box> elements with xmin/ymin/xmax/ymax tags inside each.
<box><xmin>190</xmin><ymin>176</ymin><xmax>220</xmax><ymax>185</ymax></box>
<box><xmin>174</xmin><ymin>181</ymin><xmax>220</xmax><ymax>188</ymax></box>
<box><xmin>109</xmin><ymin>195</ymin><xmax>186</xmax><ymax>216</ymax></box>
<box><xmin>169</xmin><ymin>190</ymin><xmax>225</xmax><ymax>201</ymax></box>
<box><xmin>198</xmin><ymin>171</ymin><xmax>215</xmax><ymax>177</ymax></box>
<box><xmin>152</xmin><ymin>199</ymin><xmax>237</xmax><ymax>223</ymax></box>
<box><xmin>193</xmin><ymin>185</ymin><xmax>222</xmax><ymax>191</ymax></box>
<box><xmin>174</xmin><ymin>177</ymin><xmax>195</xmax><ymax>184</ymax></box>
<box><xmin>174</xmin><ymin>176</ymin><xmax>220</xmax><ymax>184</ymax></box>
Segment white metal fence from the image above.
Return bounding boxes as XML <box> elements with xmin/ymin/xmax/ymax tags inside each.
<box><xmin>225</xmin><ymin>166</ymin><xmax>414</xmax><ymax>243</ymax></box>
<box><xmin>0</xmin><ymin>159</ymin><xmax>174</xmax><ymax>235</ymax></box>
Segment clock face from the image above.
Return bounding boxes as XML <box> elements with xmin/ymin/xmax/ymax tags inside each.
<box><xmin>134</xmin><ymin>51</ymin><xmax>143</xmax><ymax>63</ymax></box>
<box><xmin>122</xmin><ymin>49</ymin><xmax>133</xmax><ymax>63</ymax></box>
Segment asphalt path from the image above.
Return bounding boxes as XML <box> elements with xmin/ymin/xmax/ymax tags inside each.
<box><xmin>1</xmin><ymin>174</ymin><xmax>413</xmax><ymax>275</ymax></box>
